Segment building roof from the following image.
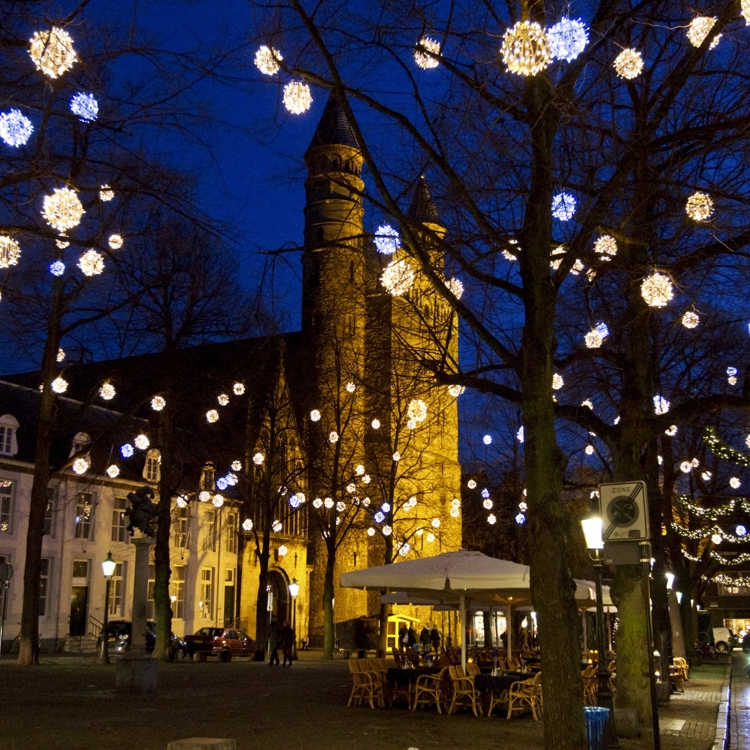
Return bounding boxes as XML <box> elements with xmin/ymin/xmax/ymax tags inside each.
<box><xmin>407</xmin><ymin>176</ymin><xmax>441</xmax><ymax>226</ymax></box>
<box><xmin>307</xmin><ymin>92</ymin><xmax>359</xmax><ymax>151</ymax></box>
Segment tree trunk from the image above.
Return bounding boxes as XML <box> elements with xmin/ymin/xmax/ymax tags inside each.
<box><xmin>322</xmin><ymin>549</ymin><xmax>335</xmax><ymax>659</ymax></box>
<box><xmin>255</xmin><ymin>552</ymin><xmax>270</xmax><ymax>658</ymax></box>
<box><xmin>18</xmin><ymin>276</ymin><xmax>63</xmax><ymax>666</ymax></box>
<box><xmin>153</xmin><ymin>405</ymin><xmax>174</xmax><ymax>662</ymax></box>
<box><xmin>378</xmin><ymin>602</ymin><xmax>392</xmax><ymax>657</ymax></box>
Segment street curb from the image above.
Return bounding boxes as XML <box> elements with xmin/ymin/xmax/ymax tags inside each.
<box><xmin>712</xmin><ymin>662</ymin><xmax>732</xmax><ymax>750</ymax></box>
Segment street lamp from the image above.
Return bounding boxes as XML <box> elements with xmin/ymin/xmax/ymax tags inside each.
<box><xmin>581</xmin><ymin>517</ymin><xmax>618</xmax><ymax>748</ymax></box>
<box><xmin>99</xmin><ymin>552</ymin><xmax>116</xmax><ymax>664</ymax></box>
<box><xmin>289</xmin><ymin>577</ymin><xmax>299</xmax><ymax>660</ymax></box>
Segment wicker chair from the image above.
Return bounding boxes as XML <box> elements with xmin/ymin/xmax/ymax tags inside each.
<box><xmin>447</xmin><ymin>665</ymin><xmax>484</xmax><ymax>716</ymax></box>
<box><xmin>413</xmin><ymin>666</ymin><xmax>449</xmax><ymax>713</ymax></box>
<box><xmin>347</xmin><ymin>660</ymin><xmax>384</xmax><ymax>709</ymax></box>
<box><xmin>507</xmin><ymin>671</ymin><xmax>543</xmax><ymax>720</ymax></box>
<box><xmin>582</xmin><ymin>666</ymin><xmax>598</xmax><ymax>706</ymax></box>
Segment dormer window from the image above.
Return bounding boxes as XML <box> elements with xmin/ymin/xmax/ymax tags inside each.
<box><xmin>0</xmin><ymin>415</ymin><xmax>19</xmax><ymax>457</ymax></box>
<box><xmin>70</xmin><ymin>431</ymin><xmax>91</xmax><ymax>458</ymax></box>
<box><xmin>144</xmin><ymin>449</ymin><xmax>161</xmax><ymax>483</ymax></box>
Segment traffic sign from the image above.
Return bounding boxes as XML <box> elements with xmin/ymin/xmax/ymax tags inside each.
<box><xmin>599</xmin><ymin>481</ymin><xmax>649</xmax><ymax>542</ymax></box>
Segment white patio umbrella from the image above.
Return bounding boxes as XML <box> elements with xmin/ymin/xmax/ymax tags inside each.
<box><xmin>341</xmin><ymin>549</ymin><xmax>596</xmax><ymax>668</ymax></box>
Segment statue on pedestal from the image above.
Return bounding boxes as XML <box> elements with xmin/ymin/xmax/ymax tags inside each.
<box><xmin>125</xmin><ymin>487</ymin><xmax>159</xmax><ymax>537</ymax></box>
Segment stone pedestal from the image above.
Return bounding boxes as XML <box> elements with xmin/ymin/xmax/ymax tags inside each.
<box><xmin>115</xmin><ymin>654</ymin><xmax>158</xmax><ymax>695</ymax></box>
<box><xmin>167</xmin><ymin>740</ymin><xmax>236</xmax><ymax>750</ymax></box>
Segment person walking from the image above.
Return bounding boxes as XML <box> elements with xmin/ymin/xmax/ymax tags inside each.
<box><xmin>398</xmin><ymin>623</ymin><xmax>408</xmax><ymax>653</ymax></box>
<box><xmin>268</xmin><ymin>614</ymin><xmax>280</xmax><ymax>666</ymax></box>
<box><xmin>420</xmin><ymin>625</ymin><xmax>431</xmax><ymax>653</ymax></box>
<box><xmin>407</xmin><ymin>625</ymin><xmax>417</xmax><ymax>650</ymax></box>
<box><xmin>430</xmin><ymin>624</ymin><xmax>442</xmax><ymax>654</ymax></box>
<box><xmin>281</xmin><ymin>620</ymin><xmax>295</xmax><ymax>667</ymax></box>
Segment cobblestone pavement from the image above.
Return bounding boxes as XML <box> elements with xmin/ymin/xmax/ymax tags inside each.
<box><xmin>0</xmin><ymin>652</ymin><xmax>729</xmax><ymax>750</ymax></box>
<box><xmin>730</xmin><ymin>651</ymin><xmax>750</xmax><ymax>750</ymax></box>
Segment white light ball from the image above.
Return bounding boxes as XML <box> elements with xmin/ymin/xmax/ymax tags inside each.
<box><xmin>0</xmin><ymin>109</ymin><xmax>33</xmax><ymax>147</ymax></box>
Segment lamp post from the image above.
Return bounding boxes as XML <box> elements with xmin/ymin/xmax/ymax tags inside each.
<box><xmin>99</xmin><ymin>551</ymin><xmax>116</xmax><ymax>665</ymax></box>
<box><xmin>639</xmin><ymin>541</ymin><xmax>661</xmax><ymax>750</ymax></box>
<box><xmin>289</xmin><ymin>577</ymin><xmax>299</xmax><ymax>659</ymax></box>
<box><xmin>581</xmin><ymin>517</ymin><xmax>618</xmax><ymax>748</ymax></box>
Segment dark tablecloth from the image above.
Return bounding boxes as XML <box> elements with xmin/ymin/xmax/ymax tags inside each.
<box><xmin>474</xmin><ymin>673</ymin><xmax>525</xmax><ymax>692</ymax></box>
<box><xmin>386</xmin><ymin>666</ymin><xmax>442</xmax><ymax>685</ymax></box>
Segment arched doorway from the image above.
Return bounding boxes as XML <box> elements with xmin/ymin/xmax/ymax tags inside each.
<box><xmin>268</xmin><ymin>569</ymin><xmax>289</xmax><ymax>624</ymax></box>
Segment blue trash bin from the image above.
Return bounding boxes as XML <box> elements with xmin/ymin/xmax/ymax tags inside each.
<box><xmin>584</xmin><ymin>706</ymin><xmax>610</xmax><ymax>750</ymax></box>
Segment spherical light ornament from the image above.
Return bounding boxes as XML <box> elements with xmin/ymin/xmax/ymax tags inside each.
<box><xmin>487</xmin><ymin>514</ymin><xmax>497</xmax><ymax>525</ymax></box>
<box><xmin>641</xmin><ymin>272</ymin><xmax>674</xmax><ymax>308</ymax></box>
<box><xmin>0</xmin><ymin>237</ymin><xmax>21</xmax><ymax>268</ymax></box>
<box><xmin>467</xmin><ymin>479</ymin><xmax>477</xmax><ymax>489</ymax></box>
<box><xmin>728</xmin><ymin>367</ymin><xmax>738</xmax><ymax>377</ymax></box>
<box><xmin>381</xmin><ymin>258</ymin><xmax>415</xmax><ymax>296</ymax></box>
<box><xmin>99</xmin><ymin>185</ymin><xmax>115</xmax><ymax>202</ymax></box>
<box><xmin>743</xmin><ymin>0</ymin><xmax>750</xmax><ymax>24</ymax></box>
<box><xmin>737</xmin><ymin>525</ymin><xmax>748</xmax><ymax>537</ymax></box>
<box><xmin>242</xmin><ymin>518</ymin><xmax>254</xmax><ymax>531</ymax></box>
<box><xmin>108</xmin><ymin>234</ymin><xmax>123</xmax><ymax>250</ymax></box>
<box><xmin>448</xmin><ymin>384</ymin><xmax>465</xmax><ymax>397</ymax></box>
<box><xmin>731</xmin><ymin>477</ymin><xmax>741</xmax><ymax>489</ymax></box>
<box><xmin>151</xmin><ymin>396</ymin><xmax>166</xmax><ymax>411</ymax></box>
<box><xmin>374</xmin><ymin>224</ymin><xmax>401</xmax><ymax>255</ymax></box>
<box><xmin>51</xmin><ymin>376</ymin><xmax>67</xmax><ymax>393</ymax></box>
<box><xmin>686</xmin><ymin>191</ymin><xmax>713</xmax><ymax>221</ymax></box>
<box><xmin>382</xmin><ymin>525</ymin><xmax>392</xmax><ymax>536</ymax></box>
<box><xmin>582</xmin><ymin>399</ymin><xmax>594</xmax><ymax>410</ymax></box>
<box><xmin>253</xmin><ymin>452</ymin><xmax>264</xmax><ymax>466</ymax></box>
<box><xmin>682</xmin><ymin>311</ymin><xmax>699</xmax><ymax>329</ymax></box>
<box><xmin>29</xmin><ymin>27</ymin><xmax>77</xmax><ymax>79</ymax></box>
<box><xmin>702</xmin><ymin>471</ymin><xmax>712</xmax><ymax>481</ymax></box>
<box><xmin>552</xmin><ymin>192</ymin><xmax>576</xmax><ymax>221</ymax></box>
<box><xmin>665</xmin><ymin>425</ymin><xmax>678</xmax><ymax>436</ymax></box>
<box><xmin>232</xmin><ymin>460</ymin><xmax>242</xmax><ymax>471</ymax></box>
<box><xmin>371</xmin><ymin>419</ymin><xmax>380</xmax><ymax>429</ymax></box>
<box><xmin>392</xmin><ymin>452</ymin><xmax>401</xmax><ymax>462</ymax></box>
<box><xmin>483</xmin><ymin>434</ymin><xmax>492</xmax><ymax>445</ymax></box>
<box><xmin>585</xmin><ymin>445</ymin><xmax>595</xmax><ymax>455</ymax></box>
<box><xmin>233</xmin><ymin>382</ymin><xmax>245</xmax><ymax>395</ymax></box>
<box><xmin>283</xmin><ymin>81</ymin><xmax>313</xmax><ymax>115</ymax></box>
<box><xmin>176</xmin><ymin>495</ymin><xmax>188</xmax><ymax>508</ymax></box>
<box><xmin>446</xmin><ymin>277</ymin><xmax>464</xmax><ymax>299</ymax></box>
<box><xmin>515</xmin><ymin>512</ymin><xmax>527</xmax><ymax>525</ymax></box>
<box><xmin>56</xmin><ymin>348</ymin><xmax>65</xmax><ymax>363</ymax></box>
<box><xmin>547</xmin><ymin>17</ymin><xmax>588</xmax><ymax>62</ymax></box>
<box><xmin>49</xmin><ymin>260</ymin><xmax>65</xmax><ymax>276</ymax></box>
<box><xmin>216</xmin><ymin>478</ymin><xmax>228</xmax><ymax>491</ymax></box>
<box><xmin>225</xmin><ymin>473</ymin><xmax>238</xmax><ymax>486</ymax></box>
<box><xmin>70</xmin><ymin>92</ymin><xmax>98</xmax><ymax>122</ymax></box>
<box><xmin>254</xmin><ymin>45</ymin><xmax>282</xmax><ymax>75</ymax></box>
<box><xmin>272</xmin><ymin>520</ymin><xmax>283</xmax><ymax>532</ymax></box>
<box><xmin>206</xmin><ymin>409</ymin><xmax>219</xmax><ymax>423</ymax></box>
<box><xmin>134</xmin><ymin>434</ymin><xmax>149</xmax><ymax>450</ymax></box>
<box><xmin>329</xmin><ymin>431</ymin><xmax>339</xmax><ymax>443</ymax></box>
<box><xmin>517</xmin><ymin>426</ymin><xmax>524</xmax><ymax>443</ymax></box>
<box><xmin>552</xmin><ymin>373</ymin><xmax>564</xmax><ymax>390</ymax></box>
<box><xmin>712</xmin><ymin>533</ymin><xmax>723</xmax><ymax>545</ymax></box>
<box><xmin>585</xmin><ymin>322</ymin><xmax>609</xmax><ymax>349</ymax></box>
<box><xmin>212</xmin><ymin>494</ymin><xmax>224</xmax><ymax>508</ymax></box>
<box><xmin>653</xmin><ymin>395</ymin><xmax>670</xmax><ymax>415</ymax></box>
<box><xmin>199</xmin><ymin>490</ymin><xmax>211</xmax><ymax>503</ymax></box>
<box><xmin>408</xmin><ymin>399</ymin><xmax>428</xmax><ymax>423</ymax></box>
<box><xmin>483</xmin><ymin>498</ymin><xmax>493</xmax><ymax>510</ymax></box>
<box><xmin>72</xmin><ymin>456</ymin><xmax>89</xmax><ymax>475</ymax></box>
<box><xmin>310</xmin><ymin>409</ymin><xmax>321</xmax><ymax>422</ymax></box>
<box><xmin>398</xmin><ymin>543</ymin><xmax>410</xmax><ymax>557</ymax></box>
<box><xmin>336</xmin><ymin>501</ymin><xmax>346</xmax><ymax>512</ymax></box>
<box><xmin>121</xmin><ymin>443</ymin><xmax>134</xmax><ymax>458</ymax></box>
<box><xmin>414</xmin><ymin>36</ymin><xmax>441</xmax><ymax>69</ymax></box>
<box><xmin>77</xmin><ymin>250</ymin><xmax>104</xmax><ymax>277</ymax></box>
<box><xmin>106</xmin><ymin>464</ymin><xmax>120</xmax><ymax>478</ymax></box>
<box><xmin>613</xmin><ymin>48</ymin><xmax>644</xmax><ymax>79</ymax></box>
<box><xmin>43</xmin><ymin>187</ymin><xmax>84</xmax><ymax>233</ymax></box>
<box><xmin>217</xmin><ymin>393</ymin><xmax>229</xmax><ymax>406</ymax></box>
<box><xmin>680</xmin><ymin>461</ymin><xmax>692</xmax><ymax>473</ymax></box>
<box><xmin>367</xmin><ymin>527</ymin><xmax>375</xmax><ymax>536</ymax></box>
<box><xmin>687</xmin><ymin>16</ymin><xmax>719</xmax><ymax>48</ymax></box>
<box><xmin>691</xmin><ymin>458</ymin><xmax>700</xmax><ymax>468</ymax></box>
<box><xmin>324</xmin><ymin>498</ymin><xmax>334</xmax><ymax>510</ymax></box>
<box><xmin>345</xmin><ymin>382</ymin><xmax>356</xmax><ymax>393</ymax></box>
<box><xmin>0</xmin><ymin>109</ymin><xmax>33</xmax><ymax>147</ymax></box>
<box><xmin>501</xmin><ymin>21</ymin><xmax>551</xmax><ymax>76</ymax></box>
<box><xmin>594</xmin><ymin>235</ymin><xmax>617</xmax><ymax>260</ymax></box>
<box><xmin>100</xmin><ymin>382</ymin><xmax>116</xmax><ymax>400</ymax></box>
<box><xmin>312</xmin><ymin>498</ymin><xmax>323</xmax><ymax>509</ymax></box>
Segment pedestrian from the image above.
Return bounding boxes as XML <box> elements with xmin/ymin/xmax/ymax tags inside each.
<box><xmin>420</xmin><ymin>625</ymin><xmax>431</xmax><ymax>652</ymax></box>
<box><xmin>268</xmin><ymin>614</ymin><xmax>280</xmax><ymax>666</ymax></box>
<box><xmin>281</xmin><ymin>620</ymin><xmax>295</xmax><ymax>667</ymax></box>
<box><xmin>398</xmin><ymin>623</ymin><xmax>408</xmax><ymax>653</ymax></box>
<box><xmin>742</xmin><ymin>632</ymin><xmax>750</xmax><ymax>677</ymax></box>
<box><xmin>430</xmin><ymin>624</ymin><xmax>442</xmax><ymax>654</ymax></box>
<box><xmin>407</xmin><ymin>624</ymin><xmax>417</xmax><ymax>649</ymax></box>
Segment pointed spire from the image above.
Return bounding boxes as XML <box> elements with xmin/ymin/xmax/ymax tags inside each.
<box><xmin>407</xmin><ymin>176</ymin><xmax>441</xmax><ymax>225</ymax></box>
<box><xmin>308</xmin><ymin>91</ymin><xmax>359</xmax><ymax>151</ymax></box>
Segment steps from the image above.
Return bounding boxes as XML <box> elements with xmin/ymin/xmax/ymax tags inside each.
<box><xmin>63</xmin><ymin>635</ymin><xmax>98</xmax><ymax>654</ymax></box>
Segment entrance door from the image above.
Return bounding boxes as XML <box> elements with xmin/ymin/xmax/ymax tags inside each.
<box><xmin>70</xmin><ymin>587</ymin><xmax>88</xmax><ymax>636</ymax></box>
<box><xmin>223</xmin><ymin>586</ymin><xmax>235</xmax><ymax>627</ymax></box>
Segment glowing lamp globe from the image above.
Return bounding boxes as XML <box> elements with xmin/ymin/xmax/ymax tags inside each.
<box><xmin>121</xmin><ymin>444</ymin><xmax>134</xmax><ymax>458</ymax></box>
<box><xmin>686</xmin><ymin>191</ymin><xmax>713</xmax><ymax>221</ymax></box>
<box><xmin>232</xmin><ymin>461</ymin><xmax>242</xmax><ymax>472</ymax></box>
<box><xmin>687</xmin><ymin>17</ymin><xmax>719</xmax><ymax>48</ymax></box>
<box><xmin>42</xmin><ymin>187</ymin><xmax>84</xmax><ymax>233</ymax></box>
<box><xmin>613</xmin><ymin>48</ymin><xmax>644</xmax><ymax>79</ymax></box>
<box><xmin>51</xmin><ymin>376</ymin><xmax>68</xmax><ymax>393</ymax></box>
<box><xmin>242</xmin><ymin>518</ymin><xmax>253</xmax><ymax>531</ymax></box>
<box><xmin>77</xmin><ymin>249</ymin><xmax>104</xmax><ymax>277</ymax></box>
<box><xmin>272</xmin><ymin>520</ymin><xmax>283</xmax><ymax>532</ymax></box>
<box><xmin>134</xmin><ymin>434</ymin><xmax>149</xmax><ymax>450</ymax></box>
<box><xmin>283</xmin><ymin>81</ymin><xmax>313</xmax><ymax>115</ymax></box>
<box><xmin>731</xmin><ymin>477</ymin><xmax>741</xmax><ymax>489</ymax></box>
<box><xmin>392</xmin><ymin>452</ymin><xmax>401</xmax><ymax>462</ymax></box>
<box><xmin>57</xmin><ymin>349</ymin><xmax>65</xmax><ymax>363</ymax></box>
<box><xmin>371</xmin><ymin>419</ymin><xmax>380</xmax><ymax>429</ymax></box>
<box><xmin>653</xmin><ymin>395</ymin><xmax>670</xmax><ymax>415</ymax></box>
<box><xmin>49</xmin><ymin>260</ymin><xmax>65</xmax><ymax>276</ymax></box>
<box><xmin>212</xmin><ymin>494</ymin><xmax>224</xmax><ymax>508</ymax></box>
<box><xmin>206</xmin><ymin>409</ymin><xmax>219</xmax><ymax>423</ymax></box>
<box><xmin>680</xmin><ymin>461</ymin><xmax>692</xmax><ymax>473</ymax></box>
<box><xmin>448</xmin><ymin>384</ymin><xmax>465</xmax><ymax>397</ymax></box>
<box><xmin>29</xmin><ymin>27</ymin><xmax>77</xmax><ymax>79</ymax></box>
<box><xmin>737</xmin><ymin>525</ymin><xmax>748</xmax><ymax>537</ymax></box>
<box><xmin>217</xmin><ymin>393</ymin><xmax>229</xmax><ymax>405</ymax></box>
<box><xmin>255</xmin><ymin>45</ymin><xmax>282</xmax><ymax>76</ymax></box>
<box><xmin>72</xmin><ymin>456</ymin><xmax>89</xmax><ymax>474</ymax></box>
<box><xmin>483</xmin><ymin>434</ymin><xmax>492</xmax><ymax>445</ymax></box>
<box><xmin>547</xmin><ymin>18</ymin><xmax>588</xmax><ymax>63</ymax></box>
<box><xmin>407</xmin><ymin>399</ymin><xmax>428</xmax><ymax>423</ymax></box>
<box><xmin>0</xmin><ymin>110</ymin><xmax>33</xmax><ymax>147</ymax></box>
<box><xmin>682</xmin><ymin>311</ymin><xmax>699</xmax><ymax>329</ymax></box>
<box><xmin>467</xmin><ymin>479</ymin><xmax>477</xmax><ymax>489</ymax></box>
<box><xmin>487</xmin><ymin>514</ymin><xmax>497</xmax><ymax>525</ymax></box>
<box><xmin>501</xmin><ymin>21</ymin><xmax>551</xmax><ymax>76</ymax></box>
<box><xmin>552</xmin><ymin>192</ymin><xmax>576</xmax><ymax>220</ymax></box>
<box><xmin>414</xmin><ymin>36</ymin><xmax>441</xmax><ymax>69</ymax></box>
<box><xmin>99</xmin><ymin>186</ymin><xmax>115</xmax><ymax>202</ymax></box>
<box><xmin>381</xmin><ymin>258</ymin><xmax>415</xmax><ymax>296</ymax></box>
<box><xmin>329</xmin><ymin>431</ymin><xmax>339</xmax><ymax>443</ymax></box>
<box><xmin>581</xmin><ymin>517</ymin><xmax>604</xmax><ymax>550</ymax></box>
<box><xmin>252</xmin><ymin>452</ymin><xmax>264</xmax><ymax>465</ymax></box>
<box><xmin>106</xmin><ymin>464</ymin><xmax>119</xmax><ymax>478</ymax></box>
<box><xmin>100</xmin><ymin>382</ymin><xmax>116</xmax><ymax>400</ymax></box>
<box><xmin>594</xmin><ymin>235</ymin><xmax>617</xmax><ymax>260</ymax></box>
<box><xmin>374</xmin><ymin>224</ymin><xmax>401</xmax><ymax>255</ymax></box>
<box><xmin>102</xmin><ymin>552</ymin><xmax>116</xmax><ymax>579</ymax></box>
<box><xmin>151</xmin><ymin>396</ymin><xmax>166</xmax><ymax>411</ymax></box>
<box><xmin>0</xmin><ymin>237</ymin><xmax>20</xmax><ymax>268</ymax></box>
<box><xmin>446</xmin><ymin>277</ymin><xmax>464</xmax><ymax>299</ymax></box>
<box><xmin>641</xmin><ymin>272</ymin><xmax>674</xmax><ymax>307</ymax></box>
<box><xmin>310</xmin><ymin>409</ymin><xmax>321</xmax><ymax>422</ymax></box>
<box><xmin>289</xmin><ymin>579</ymin><xmax>300</xmax><ymax>597</ymax></box>
<box><xmin>233</xmin><ymin>382</ymin><xmax>245</xmax><ymax>395</ymax></box>
<box><xmin>552</xmin><ymin>373</ymin><xmax>564</xmax><ymax>390</ymax></box>
<box><xmin>585</xmin><ymin>322</ymin><xmax>609</xmax><ymax>349</ymax></box>
<box><xmin>345</xmin><ymin>382</ymin><xmax>356</xmax><ymax>393</ymax></box>
<box><xmin>70</xmin><ymin>92</ymin><xmax>98</xmax><ymax>122</ymax></box>
<box><xmin>108</xmin><ymin>234</ymin><xmax>123</xmax><ymax>250</ymax></box>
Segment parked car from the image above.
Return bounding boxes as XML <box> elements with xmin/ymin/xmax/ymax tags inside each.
<box><xmin>713</xmin><ymin>627</ymin><xmax>737</xmax><ymax>653</ymax></box>
<box><xmin>97</xmin><ymin>620</ymin><xmax>188</xmax><ymax>660</ymax></box>
<box><xmin>184</xmin><ymin>627</ymin><xmax>255</xmax><ymax>660</ymax></box>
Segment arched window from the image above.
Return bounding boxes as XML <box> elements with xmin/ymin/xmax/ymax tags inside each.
<box><xmin>69</xmin><ymin>431</ymin><xmax>91</xmax><ymax>458</ymax></box>
<box><xmin>144</xmin><ymin>449</ymin><xmax>161</xmax><ymax>483</ymax></box>
<box><xmin>0</xmin><ymin>415</ymin><xmax>19</xmax><ymax>456</ymax></box>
